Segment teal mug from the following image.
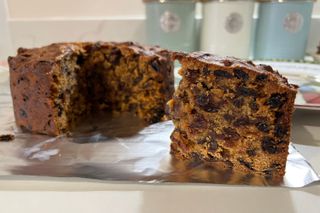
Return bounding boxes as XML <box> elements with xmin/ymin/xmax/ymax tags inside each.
<box><xmin>144</xmin><ymin>0</ymin><xmax>197</xmax><ymax>52</ymax></box>
<box><xmin>254</xmin><ymin>0</ymin><xmax>314</xmax><ymax>60</ymax></box>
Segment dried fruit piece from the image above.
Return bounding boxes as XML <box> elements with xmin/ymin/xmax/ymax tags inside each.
<box><xmin>246</xmin><ymin>149</ymin><xmax>257</xmax><ymax>157</ymax></box>
<box><xmin>19</xmin><ymin>109</ymin><xmax>27</xmax><ymax>118</ymax></box>
<box><xmin>256</xmin><ymin>122</ymin><xmax>270</xmax><ymax>133</ymax></box>
<box><xmin>256</xmin><ymin>74</ymin><xmax>268</xmax><ymax>81</ymax></box>
<box><xmin>233</xmin><ymin>117</ymin><xmax>251</xmax><ymax>126</ymax></box>
<box><xmin>184</xmin><ymin>69</ymin><xmax>199</xmax><ymax>83</ymax></box>
<box><xmin>274</xmin><ymin>124</ymin><xmax>287</xmax><ymax>138</ymax></box>
<box><xmin>194</xmin><ymin>93</ymin><xmax>220</xmax><ymax>113</ymax></box>
<box><xmin>232</xmin><ymin>98</ymin><xmax>244</xmax><ymax>108</ymax></box>
<box><xmin>234</xmin><ymin>69</ymin><xmax>249</xmax><ymax>81</ymax></box>
<box><xmin>249</xmin><ymin>101</ymin><xmax>259</xmax><ymax>112</ymax></box>
<box><xmin>261</xmin><ymin>137</ymin><xmax>278</xmax><ymax>154</ymax></box>
<box><xmin>0</xmin><ymin>134</ymin><xmax>15</xmax><ymax>142</ymax></box>
<box><xmin>266</xmin><ymin>93</ymin><xmax>287</xmax><ymax>109</ymax></box>
<box><xmin>236</xmin><ymin>86</ymin><xmax>258</xmax><ymax>97</ymax></box>
<box><xmin>189</xmin><ymin>114</ymin><xmax>207</xmax><ymax>129</ymax></box>
<box><xmin>208</xmin><ymin>140</ymin><xmax>218</xmax><ymax>152</ymax></box>
<box><xmin>214</xmin><ymin>70</ymin><xmax>233</xmax><ymax>79</ymax></box>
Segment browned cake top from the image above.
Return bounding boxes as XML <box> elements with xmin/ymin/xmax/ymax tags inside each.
<box><xmin>173</xmin><ymin>52</ymin><xmax>298</xmax><ymax>92</ymax></box>
<box><xmin>8</xmin><ymin>43</ymin><xmax>82</xmax><ymax>73</ymax></box>
<box><xmin>8</xmin><ymin>42</ymin><xmax>171</xmax><ymax>73</ymax></box>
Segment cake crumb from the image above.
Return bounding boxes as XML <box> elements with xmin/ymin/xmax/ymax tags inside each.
<box><xmin>0</xmin><ymin>134</ymin><xmax>15</xmax><ymax>142</ymax></box>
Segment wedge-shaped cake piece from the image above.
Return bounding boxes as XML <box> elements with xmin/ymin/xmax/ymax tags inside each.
<box><xmin>168</xmin><ymin>52</ymin><xmax>297</xmax><ymax>177</ymax></box>
<box><xmin>9</xmin><ymin>42</ymin><xmax>174</xmax><ymax>135</ymax></box>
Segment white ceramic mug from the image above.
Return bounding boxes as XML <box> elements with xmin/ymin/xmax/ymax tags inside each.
<box><xmin>200</xmin><ymin>0</ymin><xmax>255</xmax><ymax>59</ymax></box>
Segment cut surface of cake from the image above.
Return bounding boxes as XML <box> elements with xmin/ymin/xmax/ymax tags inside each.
<box><xmin>8</xmin><ymin>42</ymin><xmax>174</xmax><ymax>135</ymax></box>
<box><xmin>168</xmin><ymin>52</ymin><xmax>297</xmax><ymax>177</ymax></box>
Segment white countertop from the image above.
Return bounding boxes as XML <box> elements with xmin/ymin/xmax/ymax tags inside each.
<box><xmin>0</xmin><ymin>177</ymin><xmax>319</xmax><ymax>213</ymax></box>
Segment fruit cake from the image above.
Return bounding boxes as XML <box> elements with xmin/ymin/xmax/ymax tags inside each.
<box><xmin>8</xmin><ymin>42</ymin><xmax>174</xmax><ymax>136</ymax></box>
<box><xmin>167</xmin><ymin>52</ymin><xmax>297</xmax><ymax>177</ymax></box>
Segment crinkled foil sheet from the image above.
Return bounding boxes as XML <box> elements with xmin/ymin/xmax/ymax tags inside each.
<box><xmin>0</xmin><ymin>71</ymin><xmax>319</xmax><ymax>187</ymax></box>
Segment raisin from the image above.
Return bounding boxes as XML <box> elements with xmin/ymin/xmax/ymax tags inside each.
<box><xmin>220</xmin><ymin>148</ymin><xmax>231</xmax><ymax>158</ymax></box>
<box><xmin>52</xmin><ymin>75</ymin><xmax>58</xmax><ymax>83</ymax></box>
<box><xmin>197</xmin><ymin>139</ymin><xmax>207</xmax><ymax>144</ymax></box>
<box><xmin>202</xmin><ymin>67</ymin><xmax>211</xmax><ymax>75</ymax></box>
<box><xmin>234</xmin><ymin>69</ymin><xmax>249</xmax><ymax>81</ymax></box>
<box><xmin>201</xmin><ymin>82</ymin><xmax>211</xmax><ymax>90</ymax></box>
<box><xmin>214</xmin><ymin>70</ymin><xmax>233</xmax><ymax>78</ymax></box>
<box><xmin>133</xmin><ymin>76</ymin><xmax>143</xmax><ymax>85</ymax></box>
<box><xmin>118</xmin><ymin>82</ymin><xmax>126</xmax><ymax>90</ymax></box>
<box><xmin>233</xmin><ymin>117</ymin><xmax>251</xmax><ymax>126</ymax></box>
<box><xmin>58</xmin><ymin>93</ymin><xmax>64</xmax><ymax>99</ymax></box>
<box><xmin>232</xmin><ymin>98</ymin><xmax>244</xmax><ymax>108</ymax></box>
<box><xmin>179</xmin><ymin>92</ymin><xmax>189</xmax><ymax>104</ymax></box>
<box><xmin>236</xmin><ymin>86</ymin><xmax>257</xmax><ymax>97</ymax></box>
<box><xmin>17</xmin><ymin>77</ymin><xmax>24</xmax><ymax>84</ymax></box>
<box><xmin>19</xmin><ymin>109</ymin><xmax>27</xmax><ymax>118</ymax></box>
<box><xmin>246</xmin><ymin>149</ymin><xmax>257</xmax><ymax>157</ymax></box>
<box><xmin>191</xmin><ymin>85</ymin><xmax>201</xmax><ymax>94</ymax></box>
<box><xmin>0</xmin><ymin>134</ymin><xmax>15</xmax><ymax>142</ymax></box>
<box><xmin>76</xmin><ymin>54</ymin><xmax>85</xmax><ymax>65</ymax></box>
<box><xmin>271</xmin><ymin>163</ymin><xmax>281</xmax><ymax>169</ymax></box>
<box><xmin>185</xmin><ymin>69</ymin><xmax>199</xmax><ymax>83</ymax></box>
<box><xmin>200</xmin><ymin>53</ymin><xmax>211</xmax><ymax>58</ymax></box>
<box><xmin>274</xmin><ymin>124</ymin><xmax>287</xmax><ymax>138</ymax></box>
<box><xmin>246</xmin><ymin>60</ymin><xmax>255</xmax><ymax>66</ymax></box>
<box><xmin>190</xmin><ymin>109</ymin><xmax>197</xmax><ymax>114</ymax></box>
<box><xmin>45</xmin><ymin>120</ymin><xmax>51</xmax><ymax>129</ymax></box>
<box><xmin>256</xmin><ymin>74</ymin><xmax>268</xmax><ymax>81</ymax></box>
<box><xmin>256</xmin><ymin>122</ymin><xmax>270</xmax><ymax>132</ymax></box>
<box><xmin>242</xmin><ymin>174</ymin><xmax>254</xmax><ymax>183</ymax></box>
<box><xmin>149</xmin><ymin>108</ymin><xmax>164</xmax><ymax>123</ymax></box>
<box><xmin>191</xmin><ymin>152</ymin><xmax>202</xmax><ymax>162</ymax></box>
<box><xmin>249</xmin><ymin>101</ymin><xmax>259</xmax><ymax>112</ymax></box>
<box><xmin>109</xmin><ymin>49</ymin><xmax>121</xmax><ymax>64</ymax></box>
<box><xmin>223</xmin><ymin>114</ymin><xmax>234</xmax><ymax>122</ymax></box>
<box><xmin>238</xmin><ymin>158</ymin><xmax>254</xmax><ymax>170</ymax></box>
<box><xmin>195</xmin><ymin>94</ymin><xmax>210</xmax><ymax>106</ymax></box>
<box><xmin>274</xmin><ymin>111</ymin><xmax>284</xmax><ymax>122</ymax></box>
<box><xmin>260</xmin><ymin>64</ymin><xmax>273</xmax><ymax>72</ymax></box>
<box><xmin>208</xmin><ymin>140</ymin><xmax>218</xmax><ymax>152</ymax></box>
<box><xmin>189</xmin><ymin>114</ymin><xmax>207</xmax><ymax>129</ymax></box>
<box><xmin>261</xmin><ymin>137</ymin><xmax>278</xmax><ymax>154</ymax></box>
<box><xmin>129</xmin><ymin>103</ymin><xmax>138</xmax><ymax>112</ymax></box>
<box><xmin>22</xmin><ymin>95</ymin><xmax>29</xmax><ymax>102</ymax></box>
<box><xmin>266</xmin><ymin>93</ymin><xmax>287</xmax><ymax>109</ymax></box>
<box><xmin>222</xmin><ymin>59</ymin><xmax>233</xmax><ymax>66</ymax></box>
<box><xmin>223</xmin><ymin>127</ymin><xmax>240</xmax><ymax>140</ymax></box>
<box><xmin>205</xmin><ymin>105</ymin><xmax>220</xmax><ymax>113</ymax></box>
<box><xmin>263</xmin><ymin>170</ymin><xmax>273</xmax><ymax>179</ymax></box>
<box><xmin>194</xmin><ymin>94</ymin><xmax>220</xmax><ymax>113</ymax></box>
<box><xmin>218</xmin><ymin>85</ymin><xmax>234</xmax><ymax>94</ymax></box>
<box><xmin>150</xmin><ymin>60</ymin><xmax>160</xmax><ymax>72</ymax></box>
<box><xmin>57</xmin><ymin>106</ymin><xmax>63</xmax><ymax>117</ymax></box>
<box><xmin>159</xmin><ymin>87</ymin><xmax>166</xmax><ymax>94</ymax></box>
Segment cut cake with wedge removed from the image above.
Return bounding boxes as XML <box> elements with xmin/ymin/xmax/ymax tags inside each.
<box><xmin>8</xmin><ymin>42</ymin><xmax>174</xmax><ymax>136</ymax></box>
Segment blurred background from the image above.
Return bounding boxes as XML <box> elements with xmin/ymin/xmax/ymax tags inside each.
<box><xmin>0</xmin><ymin>0</ymin><xmax>320</xmax><ymax>61</ymax></box>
